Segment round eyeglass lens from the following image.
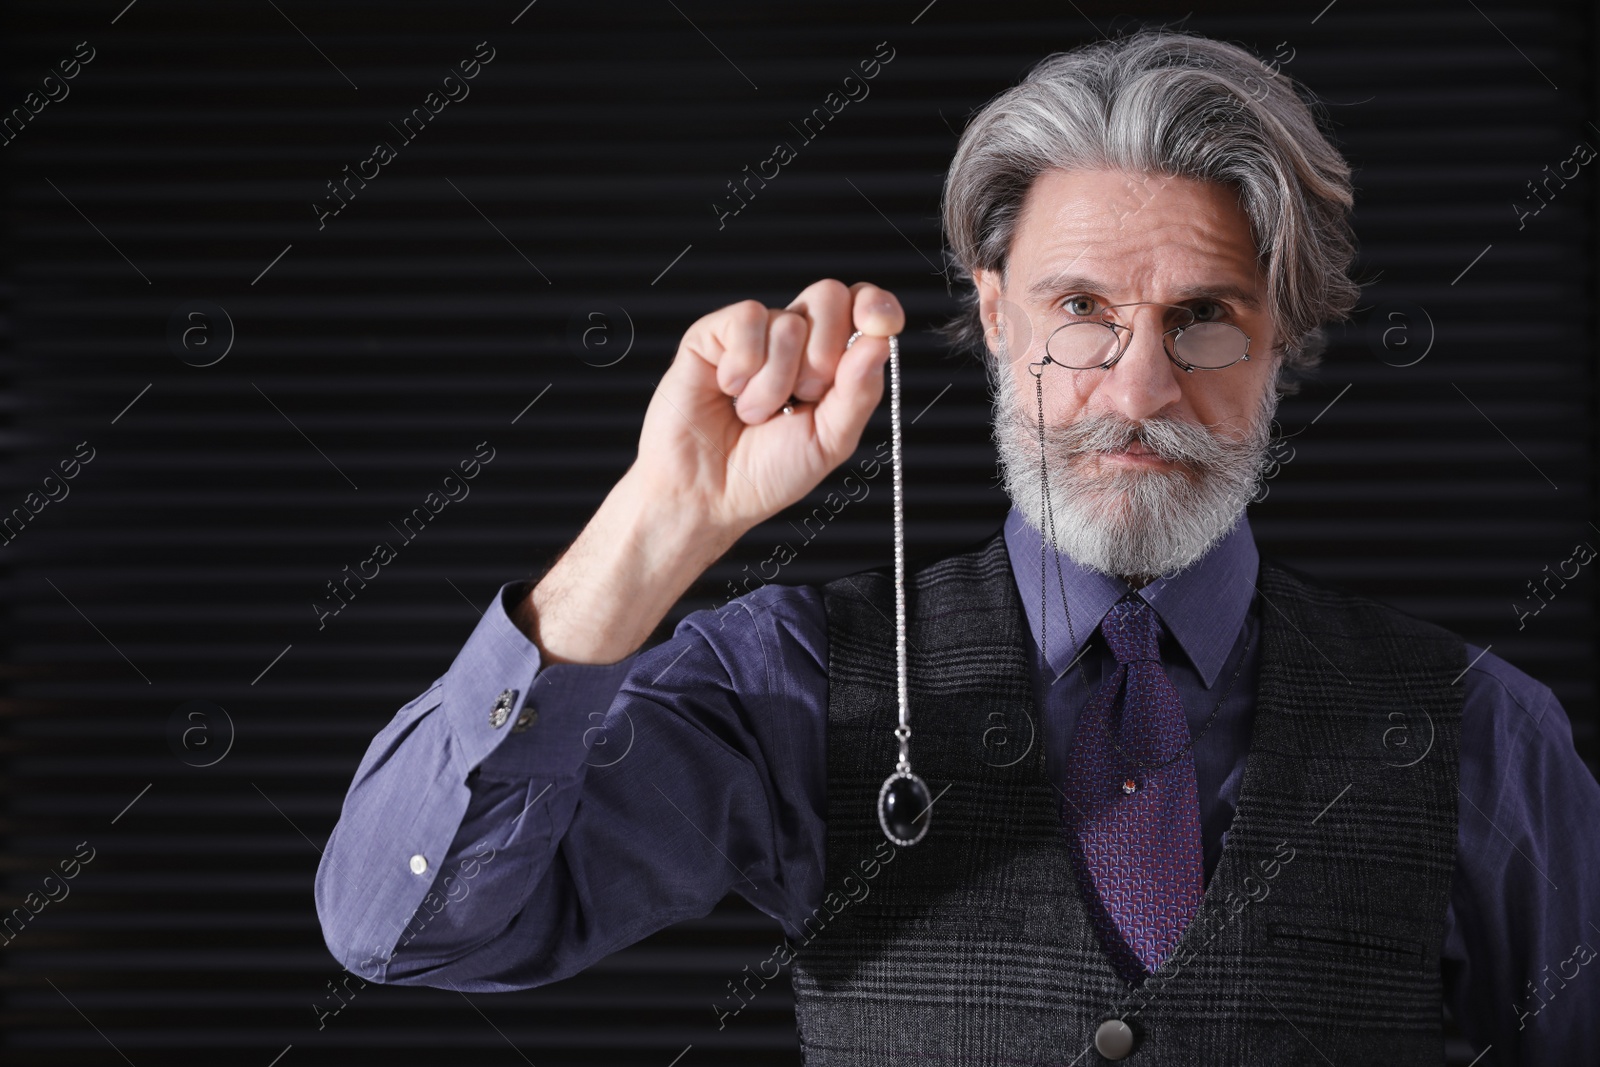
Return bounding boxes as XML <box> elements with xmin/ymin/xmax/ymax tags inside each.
<box><xmin>1172</xmin><ymin>322</ymin><xmax>1249</xmax><ymax>368</ymax></box>
<box><xmin>1046</xmin><ymin>322</ymin><xmax>1121</xmax><ymax>369</ymax></box>
<box><xmin>1046</xmin><ymin>320</ymin><xmax>1249</xmax><ymax>369</ymax></box>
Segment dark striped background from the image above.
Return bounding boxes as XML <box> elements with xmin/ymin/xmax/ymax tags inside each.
<box><xmin>1</xmin><ymin>0</ymin><xmax>1594</xmax><ymax>1064</ymax></box>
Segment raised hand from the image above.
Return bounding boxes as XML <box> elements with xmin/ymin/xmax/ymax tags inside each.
<box><xmin>518</xmin><ymin>279</ymin><xmax>904</xmax><ymax>665</ymax></box>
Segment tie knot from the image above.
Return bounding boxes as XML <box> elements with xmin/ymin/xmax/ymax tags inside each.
<box><xmin>1100</xmin><ymin>597</ymin><xmax>1161</xmax><ymax>665</ymax></box>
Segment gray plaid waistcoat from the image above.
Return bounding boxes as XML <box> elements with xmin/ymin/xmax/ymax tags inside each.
<box><xmin>789</xmin><ymin>528</ymin><xmax>1465</xmax><ymax>1065</ymax></box>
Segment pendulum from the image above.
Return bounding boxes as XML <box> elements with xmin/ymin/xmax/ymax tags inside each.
<box><xmin>850</xmin><ymin>329</ymin><xmax>932</xmax><ymax>847</ymax></box>
<box><xmin>743</xmin><ymin>328</ymin><xmax>929</xmax><ymax>847</ymax></box>
<box><xmin>866</xmin><ymin>331</ymin><xmax>931</xmax><ymax>845</ymax></box>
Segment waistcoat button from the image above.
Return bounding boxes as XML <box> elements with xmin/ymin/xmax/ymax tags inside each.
<box><xmin>1093</xmin><ymin>1018</ymin><xmax>1136</xmax><ymax>1059</ymax></box>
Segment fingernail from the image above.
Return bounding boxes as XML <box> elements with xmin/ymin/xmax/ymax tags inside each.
<box><xmin>727</xmin><ymin>375</ymin><xmax>747</xmax><ymax>395</ymax></box>
<box><xmin>795</xmin><ymin>377</ymin><xmax>823</xmax><ymax>398</ymax></box>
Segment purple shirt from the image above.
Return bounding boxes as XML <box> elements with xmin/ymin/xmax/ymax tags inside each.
<box><xmin>315</xmin><ymin>507</ymin><xmax>1600</xmax><ymax>1064</ymax></box>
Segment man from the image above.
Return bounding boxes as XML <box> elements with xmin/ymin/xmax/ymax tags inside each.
<box><xmin>314</xmin><ymin>28</ymin><xmax>1600</xmax><ymax>1065</ymax></box>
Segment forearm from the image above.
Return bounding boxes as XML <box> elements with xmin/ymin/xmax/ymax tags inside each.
<box><xmin>319</xmin><ymin>627</ymin><xmax>820</xmax><ymax>993</ymax></box>
<box><xmin>314</xmin><ymin>583</ymin><xmax>636</xmax><ymax>981</ymax></box>
<box><xmin>315</xmin><ymin>579</ymin><xmax>829</xmax><ymax>994</ymax></box>
<box><xmin>516</xmin><ymin>467</ymin><xmax>741</xmax><ymax>665</ymax></box>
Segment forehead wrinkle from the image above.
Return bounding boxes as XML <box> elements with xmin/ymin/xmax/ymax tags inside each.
<box><xmin>1024</xmin><ymin>268</ymin><xmax>1263</xmax><ymax>314</ymax></box>
<box><xmin>1011</xmin><ymin>175</ymin><xmax>1262</xmax><ymax>300</ymax></box>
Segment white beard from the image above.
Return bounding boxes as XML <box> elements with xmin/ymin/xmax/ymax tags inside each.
<box><xmin>990</xmin><ymin>341</ymin><xmax>1279</xmax><ymax>582</ymax></box>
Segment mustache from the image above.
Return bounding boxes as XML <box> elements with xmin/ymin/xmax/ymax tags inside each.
<box><xmin>1005</xmin><ymin>398</ymin><xmax>1268</xmax><ymax>472</ymax></box>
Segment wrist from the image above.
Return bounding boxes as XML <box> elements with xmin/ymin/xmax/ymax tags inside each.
<box><xmin>609</xmin><ymin>466</ymin><xmax>744</xmax><ymax>574</ymax></box>
<box><xmin>522</xmin><ymin>469</ymin><xmax>741</xmax><ymax>665</ymax></box>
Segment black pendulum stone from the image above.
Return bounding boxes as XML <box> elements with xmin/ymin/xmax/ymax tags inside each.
<box><xmin>879</xmin><ymin>772</ymin><xmax>932</xmax><ymax>845</ymax></box>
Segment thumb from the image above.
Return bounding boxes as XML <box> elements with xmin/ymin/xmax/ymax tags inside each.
<box><xmin>812</xmin><ymin>332</ymin><xmax>894</xmax><ymax>465</ymax></box>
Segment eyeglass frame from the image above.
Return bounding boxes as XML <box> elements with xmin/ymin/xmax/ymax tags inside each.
<box><xmin>1032</xmin><ymin>300</ymin><xmax>1253</xmax><ymax>375</ymax></box>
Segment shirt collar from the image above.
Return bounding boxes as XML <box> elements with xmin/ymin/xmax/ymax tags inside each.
<box><xmin>1003</xmin><ymin>504</ymin><xmax>1259</xmax><ymax>688</ymax></box>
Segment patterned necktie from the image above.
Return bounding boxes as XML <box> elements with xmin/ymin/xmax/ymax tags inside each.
<box><xmin>1062</xmin><ymin>596</ymin><xmax>1204</xmax><ymax>985</ymax></box>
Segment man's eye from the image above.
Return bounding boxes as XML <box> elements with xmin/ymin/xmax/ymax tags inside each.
<box><xmin>1063</xmin><ymin>296</ymin><xmax>1098</xmax><ymax>316</ymax></box>
<box><xmin>1189</xmin><ymin>300</ymin><xmax>1225</xmax><ymax>322</ymax></box>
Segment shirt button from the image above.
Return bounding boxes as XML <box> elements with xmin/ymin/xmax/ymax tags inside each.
<box><xmin>489</xmin><ymin>688</ymin><xmax>518</xmax><ymax>729</ymax></box>
<box><xmin>408</xmin><ymin>854</ymin><xmax>428</xmax><ymax>875</ymax></box>
<box><xmin>1094</xmin><ymin>1019</ymin><xmax>1136</xmax><ymax>1060</ymax></box>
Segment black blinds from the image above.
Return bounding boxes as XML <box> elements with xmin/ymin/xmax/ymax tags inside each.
<box><xmin>2</xmin><ymin>1</ymin><xmax>1593</xmax><ymax>1064</ymax></box>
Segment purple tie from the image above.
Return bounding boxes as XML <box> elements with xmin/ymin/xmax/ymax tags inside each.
<box><xmin>1062</xmin><ymin>596</ymin><xmax>1204</xmax><ymax>985</ymax></box>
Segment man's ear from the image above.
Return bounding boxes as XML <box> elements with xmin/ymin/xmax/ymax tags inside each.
<box><xmin>973</xmin><ymin>267</ymin><xmax>1005</xmax><ymax>359</ymax></box>
<box><xmin>974</xmin><ymin>266</ymin><xmax>1035</xmax><ymax>366</ymax></box>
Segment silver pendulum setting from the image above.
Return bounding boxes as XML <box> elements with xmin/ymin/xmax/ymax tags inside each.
<box><xmin>848</xmin><ymin>329</ymin><xmax>932</xmax><ymax>848</ymax></box>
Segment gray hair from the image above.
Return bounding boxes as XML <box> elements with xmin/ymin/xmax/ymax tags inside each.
<box><xmin>940</xmin><ymin>28</ymin><xmax>1360</xmax><ymax>391</ymax></box>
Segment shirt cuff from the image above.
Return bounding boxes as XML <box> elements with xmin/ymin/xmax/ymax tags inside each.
<box><xmin>440</xmin><ymin>580</ymin><xmax>639</xmax><ymax>779</ymax></box>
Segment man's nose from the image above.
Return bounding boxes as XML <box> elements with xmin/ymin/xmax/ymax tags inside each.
<box><xmin>1095</xmin><ymin>308</ymin><xmax>1183</xmax><ymax>421</ymax></box>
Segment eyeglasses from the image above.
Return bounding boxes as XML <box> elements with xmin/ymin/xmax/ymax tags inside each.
<box><xmin>1041</xmin><ymin>301</ymin><xmax>1252</xmax><ymax>372</ymax></box>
